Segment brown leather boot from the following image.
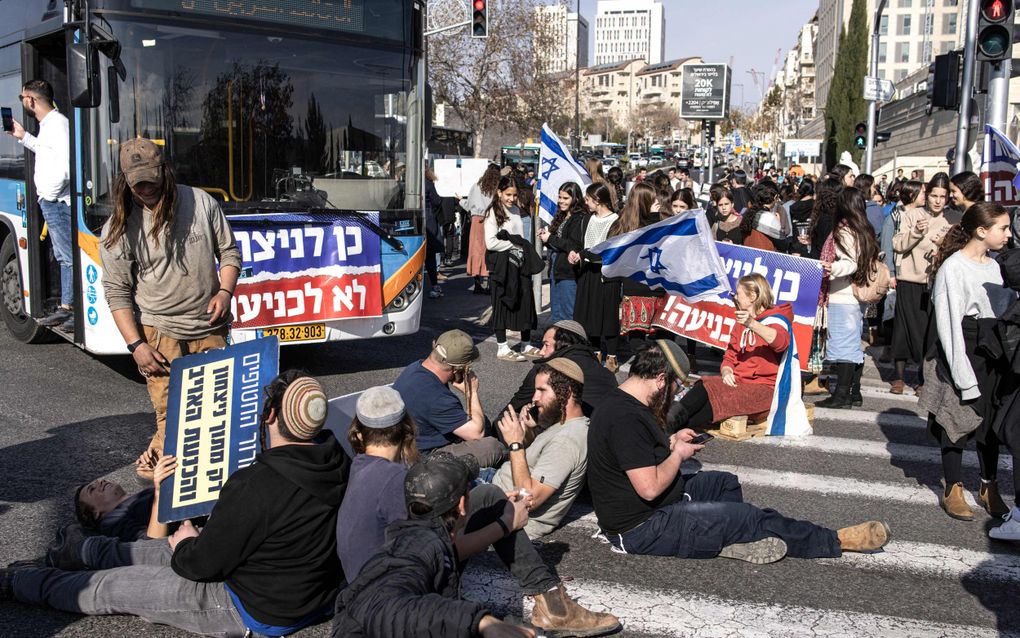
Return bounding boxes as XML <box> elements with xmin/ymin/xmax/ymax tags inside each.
<box><xmin>531</xmin><ymin>584</ymin><xmax>621</xmax><ymax>637</ymax></box>
<box><xmin>837</xmin><ymin>521</ymin><xmax>891</xmax><ymax>552</ymax></box>
<box><xmin>979</xmin><ymin>481</ymin><xmax>1010</xmax><ymax>518</ymax></box>
<box><xmin>940</xmin><ymin>482</ymin><xmax>974</xmax><ymax>521</ymax></box>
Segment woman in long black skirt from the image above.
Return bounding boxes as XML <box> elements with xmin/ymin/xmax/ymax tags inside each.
<box><xmin>571</xmin><ymin>183</ymin><xmax>620</xmax><ymax>367</ymax></box>
<box><xmin>484</xmin><ymin>176</ymin><xmax>538</xmax><ymax>362</ymax></box>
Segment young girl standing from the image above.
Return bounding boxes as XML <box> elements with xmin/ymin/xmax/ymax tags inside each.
<box><xmin>570</xmin><ymin>183</ymin><xmax>621</xmax><ymax>368</ymax></box>
<box><xmin>920</xmin><ymin>203</ymin><xmax>1015</xmax><ymax>521</ymax></box>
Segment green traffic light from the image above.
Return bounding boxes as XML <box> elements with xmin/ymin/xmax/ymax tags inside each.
<box><xmin>978</xmin><ymin>26</ymin><xmax>1010</xmax><ymax>58</ymax></box>
<box><xmin>855</xmin><ymin>135</ymin><xmax>866</xmax><ymax>149</ymax></box>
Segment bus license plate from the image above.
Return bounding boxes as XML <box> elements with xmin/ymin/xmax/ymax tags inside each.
<box><xmin>263</xmin><ymin>323</ymin><xmax>326</xmax><ymax>342</ymax></box>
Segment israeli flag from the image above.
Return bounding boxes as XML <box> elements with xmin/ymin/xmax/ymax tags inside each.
<box><xmin>760</xmin><ymin>313</ymin><xmax>811</xmax><ymax>437</ymax></box>
<box><xmin>538</xmin><ymin>124</ymin><xmax>591</xmax><ymax>224</ymax></box>
<box><xmin>982</xmin><ymin>124</ymin><xmax>1020</xmax><ymax>193</ymax></box>
<box><xmin>590</xmin><ymin>210</ymin><xmax>732</xmax><ymax>302</ymax></box>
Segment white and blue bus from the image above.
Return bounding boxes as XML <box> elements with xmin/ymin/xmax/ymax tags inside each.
<box><xmin>1</xmin><ymin>0</ymin><xmax>427</xmax><ymax>354</ymax></box>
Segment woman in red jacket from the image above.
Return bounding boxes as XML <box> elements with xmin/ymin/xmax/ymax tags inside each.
<box><xmin>669</xmin><ymin>273</ymin><xmax>793</xmax><ymax>431</ymax></box>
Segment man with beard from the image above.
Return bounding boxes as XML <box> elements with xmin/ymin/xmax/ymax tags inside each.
<box><xmin>494</xmin><ymin>358</ymin><xmax>589</xmax><ymax>539</ymax></box>
<box><xmin>506</xmin><ymin>320</ymin><xmax>617</xmax><ymax>417</ymax></box>
<box><xmin>587</xmin><ymin>341</ymin><xmax>892</xmax><ymax>563</ymax></box>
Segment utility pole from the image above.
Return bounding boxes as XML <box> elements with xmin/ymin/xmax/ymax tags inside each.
<box><xmin>574</xmin><ymin>0</ymin><xmax>581</xmax><ymax>152</ymax></box>
<box><xmin>864</xmin><ymin>0</ymin><xmax>887</xmax><ymax>175</ymax></box>
<box><xmin>954</xmin><ymin>0</ymin><xmax>980</xmax><ymax>175</ymax></box>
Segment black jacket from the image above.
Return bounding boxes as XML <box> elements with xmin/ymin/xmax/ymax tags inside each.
<box><xmin>546</xmin><ymin>213</ymin><xmax>586</xmax><ymax>281</ymax></box>
<box><xmin>332</xmin><ymin>518</ymin><xmax>489</xmax><ymax>638</ymax></box>
<box><xmin>985</xmin><ymin>249</ymin><xmax>1020</xmax><ymax>447</ymax></box>
<box><xmin>508</xmin><ymin>343</ymin><xmax>619</xmax><ymax>416</ymax></box>
<box><xmin>486</xmin><ymin>234</ymin><xmax>543</xmax><ymax>311</ymax></box>
<box><xmin>171</xmin><ymin>436</ymin><xmax>350</xmax><ymax>627</ymax></box>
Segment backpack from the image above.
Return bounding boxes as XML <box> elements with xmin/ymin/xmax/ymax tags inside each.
<box><xmin>852</xmin><ymin>259</ymin><xmax>892</xmax><ymax>304</ymax></box>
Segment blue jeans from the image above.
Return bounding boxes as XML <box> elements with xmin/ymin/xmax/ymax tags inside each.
<box><xmin>38</xmin><ymin>198</ymin><xmax>73</xmax><ymax>307</ymax></box>
<box><xmin>610</xmin><ymin>471</ymin><xmax>841</xmax><ymax>559</ymax></box>
<box><xmin>551</xmin><ymin>278</ymin><xmax>577</xmax><ymax>323</ymax></box>
<box><xmin>521</xmin><ymin>215</ymin><xmax>533</xmax><ymax>245</ymax></box>
<box><xmin>12</xmin><ymin>538</ymin><xmax>251</xmax><ymax>637</ymax></box>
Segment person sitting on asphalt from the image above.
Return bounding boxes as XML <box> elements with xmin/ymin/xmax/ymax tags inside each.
<box><xmin>2</xmin><ymin>372</ymin><xmax>351</xmax><ymax>638</ymax></box>
<box><xmin>332</xmin><ymin>451</ymin><xmax>620</xmax><ymax>638</ymax></box>
<box><xmin>72</xmin><ymin>452</ymin><xmax>178</xmax><ymax>542</ymax></box>
<box><xmin>494</xmin><ymin>359</ymin><xmax>591</xmax><ymax>540</ymax></box>
<box><xmin>668</xmin><ymin>274</ymin><xmax>796</xmax><ymax>431</ymax></box>
<box><xmin>587</xmin><ymin>341</ymin><xmax>892</xmax><ymax>563</ymax></box>
<box><xmin>392</xmin><ymin>329</ymin><xmax>507</xmax><ymax>468</ymax></box>
<box><xmin>336</xmin><ymin>386</ymin><xmax>420</xmax><ymax>583</ymax></box>
<box><xmin>506</xmin><ymin>320</ymin><xmax>617</xmax><ymax>417</ymax></box>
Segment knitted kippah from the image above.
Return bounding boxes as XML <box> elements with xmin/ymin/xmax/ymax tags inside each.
<box><xmin>552</xmin><ymin>319</ymin><xmax>587</xmax><ymax>341</ymax></box>
<box><xmin>281</xmin><ymin>377</ymin><xmax>328</xmax><ymax>440</ymax></box>
<box><xmin>545</xmin><ymin>358</ymin><xmax>585</xmax><ymax>384</ymax></box>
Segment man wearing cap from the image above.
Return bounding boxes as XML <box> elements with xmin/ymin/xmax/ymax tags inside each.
<box><xmin>495</xmin><ymin>358</ymin><xmax>591</xmax><ymax>539</ymax></box>
<box><xmin>392</xmin><ymin>329</ymin><xmax>506</xmax><ymax>468</ymax></box>
<box><xmin>333</xmin><ymin>451</ymin><xmax>620</xmax><ymax>638</ymax></box>
<box><xmin>2</xmin><ymin>371</ymin><xmax>351</xmax><ymax>636</ymax></box>
<box><xmin>7</xmin><ymin>79</ymin><xmax>74</xmax><ymax>329</ymax></box>
<box><xmin>100</xmin><ymin>137</ymin><xmax>242</xmax><ymax>478</ymax></box>
<box><xmin>587</xmin><ymin>342</ymin><xmax>892</xmax><ymax>563</ymax></box>
<box><xmin>506</xmin><ymin>320</ymin><xmax>617</xmax><ymax>417</ymax></box>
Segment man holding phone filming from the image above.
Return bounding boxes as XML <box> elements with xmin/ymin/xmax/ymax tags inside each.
<box><xmin>586</xmin><ymin>341</ymin><xmax>893</xmax><ymax>563</ymax></box>
<box><xmin>6</xmin><ymin>80</ymin><xmax>74</xmax><ymax>330</ymax></box>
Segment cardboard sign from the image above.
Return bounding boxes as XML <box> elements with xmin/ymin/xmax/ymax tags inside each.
<box><xmin>652</xmin><ymin>243</ymin><xmax>824</xmax><ymax>371</ymax></box>
<box><xmin>230</xmin><ymin>215</ymin><xmax>383</xmax><ymax>329</ymax></box>
<box><xmin>158</xmin><ymin>338</ymin><xmax>280</xmax><ymax>523</ymax></box>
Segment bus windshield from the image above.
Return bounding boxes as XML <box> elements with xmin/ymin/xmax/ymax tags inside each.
<box><xmin>88</xmin><ymin>15</ymin><xmax>415</xmax><ymax>230</ymax></box>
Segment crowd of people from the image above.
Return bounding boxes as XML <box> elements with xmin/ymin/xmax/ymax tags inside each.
<box><xmin>2</xmin><ymin>91</ymin><xmax>1020</xmax><ymax>635</ymax></box>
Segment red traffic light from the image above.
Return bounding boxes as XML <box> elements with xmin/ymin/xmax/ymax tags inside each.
<box><xmin>474</xmin><ymin>0</ymin><xmax>485</xmax><ymax>10</ymax></box>
<box><xmin>981</xmin><ymin>0</ymin><xmax>1009</xmax><ymax>22</ymax></box>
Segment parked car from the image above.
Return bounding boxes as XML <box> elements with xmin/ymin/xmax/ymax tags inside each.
<box><xmin>676</xmin><ymin>156</ymin><xmax>691</xmax><ymax>170</ymax></box>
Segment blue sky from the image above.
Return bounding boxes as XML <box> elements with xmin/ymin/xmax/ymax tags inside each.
<box><xmin>576</xmin><ymin>0</ymin><xmax>818</xmax><ymax>110</ymax></box>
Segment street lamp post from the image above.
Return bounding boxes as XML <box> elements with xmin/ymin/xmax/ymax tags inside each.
<box><xmin>574</xmin><ymin>0</ymin><xmax>581</xmax><ymax>152</ymax></box>
<box><xmin>864</xmin><ymin>0</ymin><xmax>887</xmax><ymax>175</ymax></box>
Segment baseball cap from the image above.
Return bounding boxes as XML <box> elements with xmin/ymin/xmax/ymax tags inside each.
<box><xmin>405</xmin><ymin>451</ymin><xmax>480</xmax><ymax>519</ymax></box>
<box><xmin>433</xmin><ymin>330</ymin><xmax>479</xmax><ymax>367</ymax></box>
<box><xmin>655</xmin><ymin>339</ymin><xmax>691</xmax><ymax>384</ymax></box>
<box><xmin>356</xmin><ymin>386</ymin><xmax>405</xmax><ymax>429</ymax></box>
<box><xmin>119</xmin><ymin>138</ymin><xmax>164</xmax><ymax>187</ymax></box>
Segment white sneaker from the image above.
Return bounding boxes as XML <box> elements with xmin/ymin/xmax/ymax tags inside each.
<box><xmin>989</xmin><ymin>507</ymin><xmax>1020</xmax><ymax>541</ymax></box>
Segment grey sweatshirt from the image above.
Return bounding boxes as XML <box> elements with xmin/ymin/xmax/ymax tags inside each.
<box><xmin>100</xmin><ymin>186</ymin><xmax>243</xmax><ymax>340</ymax></box>
<box><xmin>931</xmin><ymin>251</ymin><xmax>1016</xmax><ymax>400</ymax></box>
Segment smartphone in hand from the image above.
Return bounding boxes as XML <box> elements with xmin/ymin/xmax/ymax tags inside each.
<box><xmin>1</xmin><ymin>107</ymin><xmax>14</xmax><ymax>133</ymax></box>
<box><xmin>689</xmin><ymin>432</ymin><xmax>714</xmax><ymax>445</ymax></box>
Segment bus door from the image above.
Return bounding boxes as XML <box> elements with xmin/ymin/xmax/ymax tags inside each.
<box><xmin>20</xmin><ymin>30</ymin><xmax>77</xmax><ymax>342</ymax></box>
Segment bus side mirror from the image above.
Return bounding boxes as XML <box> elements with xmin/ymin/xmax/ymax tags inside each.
<box><xmin>68</xmin><ymin>42</ymin><xmax>101</xmax><ymax>108</ymax></box>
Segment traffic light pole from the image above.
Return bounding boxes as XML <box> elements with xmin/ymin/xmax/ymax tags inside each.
<box><xmin>986</xmin><ymin>58</ymin><xmax>1012</xmax><ymax>134</ymax></box>
<box><xmin>864</xmin><ymin>0</ymin><xmax>886</xmax><ymax>175</ymax></box>
<box><xmin>954</xmin><ymin>0</ymin><xmax>980</xmax><ymax>175</ymax></box>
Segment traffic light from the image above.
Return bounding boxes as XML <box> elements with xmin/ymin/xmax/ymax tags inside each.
<box><xmin>976</xmin><ymin>0</ymin><xmax>1014</xmax><ymax>62</ymax></box>
<box><xmin>706</xmin><ymin>121</ymin><xmax>717</xmax><ymax>144</ymax></box>
<box><xmin>471</xmin><ymin>0</ymin><xmax>488</xmax><ymax>38</ymax></box>
<box><xmin>854</xmin><ymin>122</ymin><xmax>867</xmax><ymax>150</ymax></box>
<box><xmin>927</xmin><ymin>53</ymin><xmax>961</xmax><ymax>110</ymax></box>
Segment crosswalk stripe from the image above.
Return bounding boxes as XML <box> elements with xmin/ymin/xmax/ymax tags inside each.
<box><xmin>460</xmin><ymin>568</ymin><xmax>1017</xmax><ymax>638</ymax></box>
<box><xmin>811</xmin><ymin>407</ymin><xmax>925</xmax><ymax>428</ymax></box>
<box><xmin>559</xmin><ymin>512</ymin><xmax>1020</xmax><ymax>584</ymax></box>
<box><xmin>744</xmin><ymin>435</ymin><xmax>1015</xmax><ymax>472</ymax></box>
<box><xmin>699</xmin><ymin>463</ymin><xmax>1013</xmax><ymax>506</ymax></box>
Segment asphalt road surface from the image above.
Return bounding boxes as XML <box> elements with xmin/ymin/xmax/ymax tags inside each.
<box><xmin>1</xmin><ymin>266</ymin><xmax>1019</xmax><ymax>637</ymax></box>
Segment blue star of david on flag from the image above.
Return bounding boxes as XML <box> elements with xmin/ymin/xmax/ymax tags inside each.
<box><xmin>541</xmin><ymin>156</ymin><xmax>560</xmax><ymax>181</ymax></box>
<box><xmin>641</xmin><ymin>247</ymin><xmax>668</xmax><ymax>274</ymax></box>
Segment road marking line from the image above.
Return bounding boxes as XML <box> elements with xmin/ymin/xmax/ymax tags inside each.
<box><xmin>700</xmin><ymin>463</ymin><xmax>1012</xmax><ymax>506</ymax></box>
<box><xmin>811</xmin><ymin>407</ymin><xmax>925</xmax><ymax>428</ymax></box>
<box><xmin>743</xmin><ymin>435</ymin><xmax>1014</xmax><ymax>472</ymax></box>
<box><xmin>560</xmin><ymin>512</ymin><xmax>1020</xmax><ymax>584</ymax></box>
<box><xmin>461</xmin><ymin>568</ymin><xmax>1017</xmax><ymax>637</ymax></box>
